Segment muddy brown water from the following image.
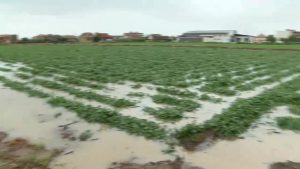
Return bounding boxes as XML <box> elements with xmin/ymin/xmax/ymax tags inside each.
<box><xmin>1</xmin><ymin>61</ymin><xmax>300</xmax><ymax>169</ymax></box>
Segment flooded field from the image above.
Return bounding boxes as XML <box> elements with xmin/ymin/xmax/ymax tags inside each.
<box><xmin>2</xmin><ymin>82</ymin><xmax>300</xmax><ymax>169</ymax></box>
<box><xmin>0</xmin><ymin>45</ymin><xmax>300</xmax><ymax>169</ymax></box>
<box><xmin>0</xmin><ymin>84</ymin><xmax>172</xmax><ymax>169</ymax></box>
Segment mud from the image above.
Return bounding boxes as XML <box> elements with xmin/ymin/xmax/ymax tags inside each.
<box><xmin>270</xmin><ymin>161</ymin><xmax>300</xmax><ymax>169</ymax></box>
<box><xmin>178</xmin><ymin>130</ymin><xmax>215</xmax><ymax>151</ymax></box>
<box><xmin>109</xmin><ymin>158</ymin><xmax>204</xmax><ymax>169</ymax></box>
<box><xmin>0</xmin><ymin>131</ymin><xmax>58</xmax><ymax>169</ymax></box>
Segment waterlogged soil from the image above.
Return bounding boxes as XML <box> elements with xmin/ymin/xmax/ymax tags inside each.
<box><xmin>0</xmin><ymin>131</ymin><xmax>57</xmax><ymax>169</ymax></box>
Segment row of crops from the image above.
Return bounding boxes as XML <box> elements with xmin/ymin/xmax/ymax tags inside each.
<box><xmin>0</xmin><ymin>44</ymin><xmax>300</xmax><ymax>149</ymax></box>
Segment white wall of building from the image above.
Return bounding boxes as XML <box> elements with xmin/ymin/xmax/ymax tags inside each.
<box><xmin>202</xmin><ymin>35</ymin><xmax>232</xmax><ymax>43</ymax></box>
<box><xmin>276</xmin><ymin>30</ymin><xmax>293</xmax><ymax>39</ymax></box>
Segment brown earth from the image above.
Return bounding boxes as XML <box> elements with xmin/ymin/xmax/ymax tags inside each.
<box><xmin>270</xmin><ymin>161</ymin><xmax>300</xmax><ymax>169</ymax></box>
<box><xmin>0</xmin><ymin>131</ymin><xmax>59</xmax><ymax>169</ymax></box>
<box><xmin>109</xmin><ymin>158</ymin><xmax>204</xmax><ymax>169</ymax></box>
<box><xmin>179</xmin><ymin>130</ymin><xmax>215</xmax><ymax>151</ymax></box>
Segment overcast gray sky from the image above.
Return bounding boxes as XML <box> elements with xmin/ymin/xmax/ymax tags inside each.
<box><xmin>1</xmin><ymin>0</ymin><xmax>299</xmax><ymax>37</ymax></box>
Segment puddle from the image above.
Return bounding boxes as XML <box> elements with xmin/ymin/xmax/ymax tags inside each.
<box><xmin>52</xmin><ymin>130</ymin><xmax>172</xmax><ymax>169</ymax></box>
<box><xmin>0</xmin><ymin>83</ymin><xmax>100</xmax><ymax>149</ymax></box>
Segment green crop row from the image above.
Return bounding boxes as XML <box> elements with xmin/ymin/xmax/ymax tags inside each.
<box><xmin>31</xmin><ymin>79</ymin><xmax>135</xmax><ymax>108</ymax></box>
<box><xmin>146</xmin><ymin>95</ymin><xmax>200</xmax><ymax>121</ymax></box>
<box><xmin>0</xmin><ymin>76</ymin><xmax>50</xmax><ymax>98</ymax></box>
<box><xmin>54</xmin><ymin>76</ymin><xmax>105</xmax><ymax>90</ymax></box>
<box><xmin>48</xmin><ymin>97</ymin><xmax>167</xmax><ymax>139</ymax></box>
<box><xmin>156</xmin><ymin>87</ymin><xmax>197</xmax><ymax>98</ymax></box>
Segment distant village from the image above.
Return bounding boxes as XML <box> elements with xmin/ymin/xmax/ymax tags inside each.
<box><xmin>0</xmin><ymin>29</ymin><xmax>300</xmax><ymax>44</ymax></box>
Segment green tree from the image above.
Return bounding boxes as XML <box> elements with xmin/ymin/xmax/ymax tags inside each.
<box><xmin>266</xmin><ymin>35</ymin><xmax>276</xmax><ymax>43</ymax></box>
<box><xmin>288</xmin><ymin>35</ymin><xmax>299</xmax><ymax>43</ymax></box>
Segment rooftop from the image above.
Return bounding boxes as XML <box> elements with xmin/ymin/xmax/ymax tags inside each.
<box><xmin>184</xmin><ymin>30</ymin><xmax>237</xmax><ymax>34</ymax></box>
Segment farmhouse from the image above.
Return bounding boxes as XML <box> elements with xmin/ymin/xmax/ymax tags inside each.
<box><xmin>79</xmin><ymin>32</ymin><xmax>94</xmax><ymax>42</ymax></box>
<box><xmin>233</xmin><ymin>34</ymin><xmax>255</xmax><ymax>43</ymax></box>
<box><xmin>0</xmin><ymin>35</ymin><xmax>18</xmax><ymax>44</ymax></box>
<box><xmin>178</xmin><ymin>30</ymin><xmax>255</xmax><ymax>43</ymax></box>
<box><xmin>95</xmin><ymin>33</ymin><xmax>113</xmax><ymax>41</ymax></box>
<box><xmin>276</xmin><ymin>29</ymin><xmax>300</xmax><ymax>39</ymax></box>
<box><xmin>147</xmin><ymin>34</ymin><xmax>171</xmax><ymax>42</ymax></box>
<box><xmin>254</xmin><ymin>34</ymin><xmax>268</xmax><ymax>43</ymax></box>
<box><xmin>276</xmin><ymin>29</ymin><xmax>300</xmax><ymax>43</ymax></box>
<box><xmin>32</xmin><ymin>34</ymin><xmax>61</xmax><ymax>42</ymax></box>
<box><xmin>123</xmin><ymin>32</ymin><xmax>144</xmax><ymax>39</ymax></box>
<box><xmin>177</xmin><ymin>30</ymin><xmax>237</xmax><ymax>43</ymax></box>
<box><xmin>62</xmin><ymin>35</ymin><xmax>79</xmax><ymax>43</ymax></box>
<box><xmin>32</xmin><ymin>34</ymin><xmax>78</xmax><ymax>43</ymax></box>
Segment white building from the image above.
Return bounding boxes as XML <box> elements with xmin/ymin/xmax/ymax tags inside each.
<box><xmin>178</xmin><ymin>30</ymin><xmax>237</xmax><ymax>43</ymax></box>
<box><xmin>276</xmin><ymin>29</ymin><xmax>300</xmax><ymax>43</ymax></box>
<box><xmin>233</xmin><ymin>34</ymin><xmax>255</xmax><ymax>43</ymax></box>
<box><xmin>177</xmin><ymin>30</ymin><xmax>254</xmax><ymax>43</ymax></box>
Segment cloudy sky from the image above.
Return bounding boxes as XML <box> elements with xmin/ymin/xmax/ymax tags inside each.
<box><xmin>1</xmin><ymin>0</ymin><xmax>299</xmax><ymax>37</ymax></box>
